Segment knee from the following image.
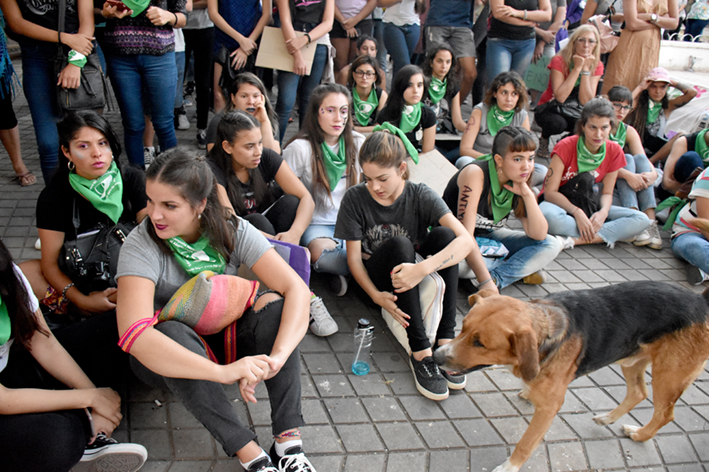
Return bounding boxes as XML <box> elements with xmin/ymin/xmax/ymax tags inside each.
<box><xmin>428</xmin><ymin>226</ymin><xmax>456</xmax><ymax>246</ymax></box>
<box><xmin>253</xmin><ymin>292</ymin><xmax>283</xmax><ymax>312</ymax></box>
<box><xmin>541</xmin><ymin>234</ymin><xmax>562</xmax><ymax>253</ymax></box>
<box><xmin>280</xmin><ymin>194</ymin><xmax>300</xmax><ymax>212</ymax></box>
<box><xmin>381</xmin><ymin>235</ymin><xmax>416</xmax><ymax>262</ymax></box>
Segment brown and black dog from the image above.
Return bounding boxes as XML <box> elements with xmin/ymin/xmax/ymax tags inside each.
<box><xmin>434</xmin><ymin>281</ymin><xmax>709</xmax><ymax>472</ymax></box>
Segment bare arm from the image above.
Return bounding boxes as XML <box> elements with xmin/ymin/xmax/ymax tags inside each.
<box><xmin>696</xmin><ymin>196</ymin><xmax>709</xmax><ymax>240</ymax></box>
<box><xmin>581</xmin><ymin>0</ymin><xmax>599</xmax><ymax>24</ymax></box>
<box><xmin>273</xmin><ymin>162</ymin><xmax>316</xmax><ymax>244</ymax></box>
<box><xmin>451</xmin><ymin>92</ymin><xmax>466</xmax><ymax>133</ymax></box>
<box><xmin>459</xmin><ymin>108</ymin><xmax>485</xmax><ymax>158</ymax></box>
<box><xmin>421</xmin><ymin>124</ymin><xmax>437</xmax><ymax>153</ymax></box>
<box><xmin>551</xmin><ymin>66</ymin><xmax>582</xmax><ymax>104</ymax></box>
<box><xmin>490</xmin><ymin>0</ymin><xmax>545</xmax><ymax>25</ymax></box>
<box><xmin>662</xmin><ymin>136</ymin><xmax>688</xmax><ymax>193</ymax></box>
<box><xmin>667</xmin><ymin>79</ymin><xmax>697</xmax><ymax>113</ymax></box>
<box><xmin>345</xmin><ymin>0</ymin><xmax>378</xmax><ymax>27</ymax></box>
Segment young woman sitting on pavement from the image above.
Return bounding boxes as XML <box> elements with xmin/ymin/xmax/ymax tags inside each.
<box><xmin>345</xmin><ymin>54</ymin><xmax>388</xmax><ymax>133</ymax></box>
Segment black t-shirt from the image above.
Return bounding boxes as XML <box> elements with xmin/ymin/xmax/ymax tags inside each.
<box><xmin>376</xmin><ymin>105</ymin><xmax>437</xmax><ymax>151</ymax></box>
<box><xmin>685</xmin><ymin>131</ymin><xmax>703</xmax><ymax>153</ymax></box>
<box><xmin>424</xmin><ymin>81</ymin><xmax>461</xmax><ymax>134</ymax></box>
<box><xmin>36</xmin><ymin>166</ymin><xmax>147</xmax><ymax>237</ymax></box>
<box><xmin>334</xmin><ymin>181</ymin><xmax>450</xmax><ymax>255</ymax></box>
<box><xmin>18</xmin><ymin>0</ymin><xmax>80</xmax><ymax>38</ymax></box>
<box><xmin>442</xmin><ymin>161</ymin><xmax>521</xmax><ymax>235</ymax></box>
<box><xmin>488</xmin><ymin>0</ymin><xmax>539</xmax><ymax>40</ymax></box>
<box><xmin>209</xmin><ymin>148</ymin><xmax>284</xmax><ymax>215</ymax></box>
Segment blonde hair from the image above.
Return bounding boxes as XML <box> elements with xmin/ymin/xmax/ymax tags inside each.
<box><xmin>559</xmin><ymin>25</ymin><xmax>601</xmax><ymax>75</ymax></box>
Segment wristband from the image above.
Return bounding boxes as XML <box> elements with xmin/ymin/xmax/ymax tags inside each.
<box><xmin>173</xmin><ymin>12</ymin><xmax>179</xmax><ymax>26</ymax></box>
<box><xmin>523</xmin><ymin>9</ymin><xmax>528</xmax><ymax>20</ymax></box>
<box><xmin>62</xmin><ymin>282</ymin><xmax>75</xmax><ymax>299</ymax></box>
<box><xmin>305</xmin><ymin>32</ymin><xmax>312</xmax><ymax>44</ymax></box>
<box><xmin>571</xmin><ymin>207</ymin><xmax>579</xmax><ymax>216</ymax></box>
<box><xmin>477</xmin><ymin>277</ymin><xmax>493</xmax><ymax>287</ymax></box>
<box><xmin>68</xmin><ymin>50</ymin><xmax>87</xmax><ymax>68</ymax></box>
<box><xmin>580</xmin><ymin>70</ymin><xmax>591</xmax><ymax>76</ymax></box>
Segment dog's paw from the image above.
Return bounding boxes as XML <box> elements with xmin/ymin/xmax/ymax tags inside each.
<box><xmin>492</xmin><ymin>459</ymin><xmax>521</xmax><ymax>472</ymax></box>
<box><xmin>593</xmin><ymin>412</ymin><xmax>614</xmax><ymax>425</ymax></box>
<box><xmin>621</xmin><ymin>424</ymin><xmax>641</xmax><ymax>440</ymax></box>
<box><xmin>518</xmin><ymin>387</ymin><xmax>531</xmax><ymax>401</ymax></box>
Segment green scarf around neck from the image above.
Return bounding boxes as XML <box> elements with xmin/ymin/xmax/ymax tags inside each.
<box><xmin>609</xmin><ymin>121</ymin><xmax>627</xmax><ymax>148</ymax></box>
<box><xmin>487</xmin><ymin>104</ymin><xmax>515</xmax><ymax>137</ymax></box>
<box><xmin>0</xmin><ymin>294</ymin><xmax>10</xmax><ymax>345</ymax></box>
<box><xmin>576</xmin><ymin>137</ymin><xmax>606</xmax><ymax>174</ymax></box>
<box><xmin>400</xmin><ymin>102</ymin><xmax>422</xmax><ymax>133</ymax></box>
<box><xmin>167</xmin><ymin>235</ymin><xmax>226</xmax><ymax>276</ymax></box>
<box><xmin>352</xmin><ymin>87</ymin><xmax>379</xmax><ymax>127</ymax></box>
<box><xmin>695</xmin><ymin>129</ymin><xmax>709</xmax><ymax>163</ymax></box>
<box><xmin>68</xmin><ymin>161</ymin><xmax>123</xmax><ymax>223</ymax></box>
<box><xmin>320</xmin><ymin>136</ymin><xmax>347</xmax><ymax>191</ymax></box>
<box><xmin>428</xmin><ymin>76</ymin><xmax>447</xmax><ymax>105</ymax></box>
<box><xmin>647</xmin><ymin>99</ymin><xmax>662</xmax><ymax>124</ymax></box>
<box><xmin>479</xmin><ymin>154</ymin><xmax>515</xmax><ymax>223</ymax></box>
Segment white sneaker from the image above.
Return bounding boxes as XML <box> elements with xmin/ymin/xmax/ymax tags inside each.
<box><xmin>687</xmin><ymin>266</ymin><xmax>709</xmax><ymax>285</ymax></box>
<box><xmin>34</xmin><ymin>238</ymin><xmax>41</xmax><ymax>250</ymax></box>
<box><xmin>633</xmin><ymin>229</ymin><xmax>652</xmax><ymax>247</ymax></box>
<box><xmin>554</xmin><ymin>235</ymin><xmax>575</xmax><ymax>250</ymax></box>
<box><xmin>309</xmin><ymin>296</ymin><xmax>338</xmax><ymax>336</ymax></box>
<box><xmin>177</xmin><ymin>113</ymin><xmax>190</xmax><ymax>130</ymax></box>
<box><xmin>143</xmin><ymin>146</ymin><xmax>155</xmax><ymax>167</ymax></box>
<box><xmin>646</xmin><ymin>221</ymin><xmax>663</xmax><ymax>250</ymax></box>
<box><xmin>71</xmin><ymin>433</ymin><xmax>147</xmax><ymax>472</ymax></box>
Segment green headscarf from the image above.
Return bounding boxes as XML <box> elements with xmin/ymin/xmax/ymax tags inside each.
<box><xmin>320</xmin><ymin>136</ymin><xmax>348</xmax><ymax>191</ymax></box>
<box><xmin>428</xmin><ymin>76</ymin><xmax>447</xmax><ymax>105</ymax></box>
<box><xmin>68</xmin><ymin>161</ymin><xmax>124</xmax><ymax>223</ymax></box>
<box><xmin>478</xmin><ymin>154</ymin><xmax>514</xmax><ymax>223</ymax></box>
<box><xmin>487</xmin><ymin>104</ymin><xmax>515</xmax><ymax>137</ymax></box>
<box><xmin>400</xmin><ymin>102</ymin><xmax>422</xmax><ymax>133</ymax></box>
<box><xmin>0</xmin><ymin>294</ymin><xmax>10</xmax><ymax>345</ymax></box>
<box><xmin>167</xmin><ymin>235</ymin><xmax>226</xmax><ymax>276</ymax></box>
<box><xmin>576</xmin><ymin>137</ymin><xmax>606</xmax><ymax>174</ymax></box>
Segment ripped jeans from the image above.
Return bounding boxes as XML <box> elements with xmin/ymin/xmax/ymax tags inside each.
<box><xmin>301</xmin><ymin>224</ymin><xmax>350</xmax><ymax>276</ymax></box>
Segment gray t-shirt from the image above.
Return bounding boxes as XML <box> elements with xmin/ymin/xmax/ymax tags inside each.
<box><xmin>334</xmin><ymin>181</ymin><xmax>450</xmax><ymax>255</ymax></box>
<box><xmin>117</xmin><ymin>218</ymin><xmax>272</xmax><ymax>311</ymax></box>
<box><xmin>473</xmin><ymin>103</ymin><xmax>529</xmax><ymax>155</ymax></box>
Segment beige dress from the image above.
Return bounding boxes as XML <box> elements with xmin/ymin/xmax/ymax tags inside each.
<box><xmin>602</xmin><ymin>0</ymin><xmax>668</xmax><ymax>94</ymax></box>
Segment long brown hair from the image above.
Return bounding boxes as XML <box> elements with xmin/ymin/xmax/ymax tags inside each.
<box><xmin>286</xmin><ymin>83</ymin><xmax>359</xmax><ymax>207</ymax></box>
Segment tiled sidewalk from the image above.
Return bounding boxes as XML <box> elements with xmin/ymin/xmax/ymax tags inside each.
<box><xmin>1</xmin><ymin>61</ymin><xmax>708</xmax><ymax>472</ymax></box>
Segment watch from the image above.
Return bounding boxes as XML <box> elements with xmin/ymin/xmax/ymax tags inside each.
<box><xmin>650</xmin><ymin>13</ymin><xmax>658</xmax><ymax>23</ymax></box>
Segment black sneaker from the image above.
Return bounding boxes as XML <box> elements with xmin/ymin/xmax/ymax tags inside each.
<box><xmin>269</xmin><ymin>442</ymin><xmax>316</xmax><ymax>472</ymax></box>
<box><xmin>409</xmin><ymin>354</ymin><xmax>449</xmax><ymax>401</ymax></box>
<box><xmin>243</xmin><ymin>456</ymin><xmax>279</xmax><ymax>472</ymax></box>
<box><xmin>441</xmin><ymin>369</ymin><xmax>467</xmax><ymax>390</ymax></box>
<box><xmin>196</xmin><ymin>129</ymin><xmax>207</xmax><ymax>149</ymax></box>
<box><xmin>71</xmin><ymin>433</ymin><xmax>147</xmax><ymax>472</ymax></box>
<box><xmin>328</xmin><ymin>274</ymin><xmax>348</xmax><ymax>296</ymax></box>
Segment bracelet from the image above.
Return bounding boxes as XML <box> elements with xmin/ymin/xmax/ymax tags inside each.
<box><xmin>477</xmin><ymin>277</ymin><xmax>493</xmax><ymax>287</ymax></box>
<box><xmin>523</xmin><ymin>9</ymin><xmax>528</xmax><ymax>20</ymax></box>
<box><xmin>173</xmin><ymin>12</ymin><xmax>179</xmax><ymax>26</ymax></box>
<box><xmin>305</xmin><ymin>32</ymin><xmax>312</xmax><ymax>44</ymax></box>
<box><xmin>571</xmin><ymin>207</ymin><xmax>579</xmax><ymax>216</ymax></box>
<box><xmin>62</xmin><ymin>282</ymin><xmax>75</xmax><ymax>300</ymax></box>
<box><xmin>580</xmin><ymin>71</ymin><xmax>591</xmax><ymax>76</ymax></box>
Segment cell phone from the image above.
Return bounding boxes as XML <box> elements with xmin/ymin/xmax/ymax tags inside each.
<box><xmin>106</xmin><ymin>0</ymin><xmax>129</xmax><ymax>12</ymax></box>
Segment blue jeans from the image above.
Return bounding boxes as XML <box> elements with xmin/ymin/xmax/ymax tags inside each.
<box><xmin>483</xmin><ymin>228</ymin><xmax>562</xmax><ymax>289</ymax></box>
<box><xmin>174</xmin><ymin>51</ymin><xmax>185</xmax><ymax>109</ymax></box>
<box><xmin>301</xmin><ymin>224</ymin><xmax>350</xmax><ymax>276</ymax></box>
<box><xmin>383</xmin><ymin>22</ymin><xmax>420</xmax><ymax>79</ymax></box>
<box><xmin>671</xmin><ymin>232</ymin><xmax>709</xmax><ymax>273</ymax></box>
<box><xmin>614</xmin><ymin>154</ymin><xmax>657</xmax><ymax>212</ymax></box>
<box><xmin>540</xmin><ymin>201</ymin><xmax>651</xmax><ymax>246</ymax></box>
<box><xmin>485</xmin><ymin>37</ymin><xmax>536</xmax><ymax>86</ymax></box>
<box><xmin>20</xmin><ymin>41</ymin><xmax>63</xmax><ymax>183</ymax></box>
<box><xmin>685</xmin><ymin>19</ymin><xmax>709</xmax><ymax>41</ymax></box>
<box><xmin>106</xmin><ymin>52</ymin><xmax>178</xmax><ymax>166</ymax></box>
<box><xmin>373</xmin><ymin>19</ymin><xmax>388</xmax><ymax>73</ymax></box>
<box><xmin>276</xmin><ymin>44</ymin><xmax>328</xmax><ymax>142</ymax></box>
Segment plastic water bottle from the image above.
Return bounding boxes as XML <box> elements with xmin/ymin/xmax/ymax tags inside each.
<box><xmin>352</xmin><ymin>318</ymin><xmax>374</xmax><ymax>375</ymax></box>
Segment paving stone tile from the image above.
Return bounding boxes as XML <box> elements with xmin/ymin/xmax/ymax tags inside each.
<box><xmin>485</xmin><ymin>368</ymin><xmax>525</xmax><ymax>391</ymax></box>
<box><xmin>454</xmin><ymin>418</ymin><xmax>506</xmax><ymax>446</ymax></box>
<box><xmin>671</xmin><ymin>406</ymin><xmax>709</xmax><ymax>432</ymax></box>
<box><xmin>298</xmin><ymin>333</ymin><xmax>333</xmax><ymax>352</ymax></box>
<box><xmin>303</xmin><ymin>352</ymin><xmax>345</xmax><ymax>374</ymax></box>
<box><xmin>471</xmin><ymin>392</ymin><xmax>519</xmax><ymax>417</ymax></box>
<box><xmin>619</xmin><ymin>437</ymin><xmax>663</xmax><ymax>467</ymax></box>
<box><xmin>603</xmin><ymin>384</ymin><xmax>654</xmax><ymax>408</ymax></box>
<box><xmin>570</xmin><ymin>270</ymin><xmax>606</xmax><ymax>282</ymax></box>
<box><xmin>336</xmin><ymin>424</ymin><xmax>385</xmax><ymax>452</ymax></box>
<box><xmin>587</xmin><ymin>366</ymin><xmax>625</xmax><ymax>386</ymax></box>
<box><xmin>518</xmin><ymin>284</ymin><xmax>549</xmax><ymax>297</ymax></box>
<box><xmin>415</xmin><ymin>420</ymin><xmax>466</xmax><ymax>448</ymax></box>
<box><xmin>638</xmin><ymin>268</ymin><xmax>672</xmax><ymax>280</ymax></box>
<box><xmin>300</xmin><ymin>424</ymin><xmax>344</xmax><ymax>453</ymax></box>
<box><xmin>561</xmin><ymin>412</ymin><xmax>616</xmax><ymax>439</ymax></box>
<box><xmin>386</xmin><ymin>452</ymin><xmax>427</xmax><ymax>472</ymax></box>
<box><xmin>630</xmin><ymin>408</ymin><xmax>683</xmax><ymax>434</ymax></box>
<box><xmin>616</xmin><ymin>269</ymin><xmax>652</xmax><ymax>281</ymax></box>
<box><xmin>579</xmin><ymin>258</ymin><xmax>609</xmax><ymax>270</ymax></box>
<box><xmin>547</xmin><ymin>441</ymin><xmax>587</xmax><ymax>471</ymax></box>
<box><xmin>547</xmin><ymin>271</ymin><xmax>583</xmax><ymax>283</ymax></box>
<box><xmin>324</xmin><ymin>397</ymin><xmax>370</xmax><ymax>423</ymax></box>
<box><xmin>347</xmin><ymin>372</ymin><xmax>393</xmax><ymax>396</ymax></box>
<box><xmin>439</xmin><ymin>393</ymin><xmax>483</xmax><ymax>419</ymax></box>
<box><xmin>677</xmin><ymin>384</ymin><xmax>709</xmax><ymax>405</ymax></box>
<box><xmin>312</xmin><ymin>374</ymin><xmax>356</xmax><ymax>397</ymax></box>
<box><xmin>383</xmin><ymin>372</ymin><xmax>419</xmax><ymax>395</ymax></box>
<box><xmin>499</xmin><ymin>284</ymin><xmax>526</xmax><ymax>298</ymax></box>
<box><xmin>128</xmin><ymin>402</ymin><xmax>168</xmax><ymax>429</ymax></box>
<box><xmin>343</xmin><ymin>453</ymin><xmax>386</xmax><ymax>472</ymax></box>
<box><xmin>372</xmin><ymin>351</ymin><xmax>410</xmax><ymax>372</ymax></box>
<box><xmin>168</xmin><ymin>401</ymin><xmax>206</xmax><ymax>429</ymax></box>
<box><xmin>469</xmin><ymin>445</ymin><xmax>510</xmax><ymax>471</ymax></box>
<box><xmin>584</xmin><ymin>439</ymin><xmax>625</xmax><ymax>469</ymax></box>
<box><xmin>556</xmin><ymin>259</ymin><xmax>588</xmax><ymax>270</ymax></box>
<box><xmin>139</xmin><ymin>461</ymin><xmax>171</xmax><ymax>472</ymax></box>
<box><xmin>375</xmin><ymin>422</ymin><xmax>426</xmax><ymax>450</ymax></box>
<box><xmin>361</xmin><ymin>396</ymin><xmax>407</xmax><ymax>422</ymax></box>
<box><xmin>399</xmin><ymin>395</ymin><xmax>446</xmax><ymax>420</ymax></box>
<box><xmin>543</xmin><ymin>283</ymin><xmax>569</xmax><ymax>293</ymax></box>
<box><xmin>571</xmin><ymin>386</ymin><xmax>620</xmax><ymax>411</ymax></box>
<box><xmin>594</xmin><ymin>269</ymin><xmax>628</xmax><ymax>282</ymax></box>
<box><xmin>302</xmin><ymin>398</ymin><xmax>330</xmax><ymax>424</ymax></box>
<box><xmin>544</xmin><ymin>416</ymin><xmax>579</xmax><ymax>441</ymax></box>
<box><xmin>561</xmin><ymin>282</ymin><xmax>592</xmax><ymax>290</ymax></box>
<box><xmin>504</xmin><ymin>391</ymin><xmax>535</xmax><ymax>415</ymax></box>
<box><xmin>309</xmin><ymin>455</ymin><xmax>345</xmax><ymax>471</ymax></box>
<box><xmin>301</xmin><ymin>373</ymin><xmax>319</xmax><ymax>398</ymax></box>
<box><xmin>656</xmin><ymin>434</ymin><xmax>699</xmax><ymax>463</ymax></box>
<box><xmin>688</xmin><ymin>432</ymin><xmax>709</xmax><ymax>461</ymax></box>
<box><xmin>665</xmin><ymin>464</ymin><xmax>706</xmax><ymax>472</ymax></box>
<box><xmin>465</xmin><ymin>371</ymin><xmax>500</xmax><ymax>393</ymax></box>
<box><xmin>131</xmin><ymin>429</ymin><xmax>173</xmax><ymax>460</ymax></box>
<box><xmin>245</xmin><ymin>400</ymin><xmax>272</xmax><ymax>426</ymax></box>
<box><xmin>601</xmin><ymin>258</ymin><xmax>633</xmax><ymax>270</ymax></box>
<box><xmin>490</xmin><ymin>416</ymin><xmax>529</xmax><ymax>444</ymax></box>
<box><xmin>167</xmin><ymin>461</ymin><xmax>212</xmax><ymax>472</ymax></box>
<box><xmin>172</xmin><ymin>428</ymin><xmax>215</xmax><ymax>459</ymax></box>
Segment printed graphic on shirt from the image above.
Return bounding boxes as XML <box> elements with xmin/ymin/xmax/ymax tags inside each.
<box><xmin>363</xmin><ymin>223</ymin><xmax>410</xmax><ymax>254</ymax></box>
<box><xmin>23</xmin><ymin>0</ymin><xmax>77</xmax><ymax>16</ymax></box>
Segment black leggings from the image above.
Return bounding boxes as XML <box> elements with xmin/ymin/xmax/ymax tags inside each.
<box><xmin>535</xmin><ymin>107</ymin><xmax>576</xmax><ymax>140</ymax></box>
<box><xmin>244</xmin><ymin>194</ymin><xmax>299</xmax><ymax>236</ymax></box>
<box><xmin>363</xmin><ymin>227</ymin><xmax>459</xmax><ymax>352</ymax></box>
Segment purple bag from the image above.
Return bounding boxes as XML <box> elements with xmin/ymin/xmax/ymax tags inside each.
<box><xmin>269</xmin><ymin>239</ymin><xmax>311</xmax><ymax>286</ymax></box>
<box><xmin>555</xmin><ymin>27</ymin><xmax>569</xmax><ymax>53</ymax></box>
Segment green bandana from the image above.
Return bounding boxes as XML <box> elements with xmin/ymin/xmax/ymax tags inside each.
<box><xmin>576</xmin><ymin>137</ymin><xmax>606</xmax><ymax>174</ymax></box>
<box><xmin>321</xmin><ymin>136</ymin><xmax>347</xmax><ymax>191</ymax></box>
<box><xmin>610</xmin><ymin>121</ymin><xmax>627</xmax><ymax>148</ymax></box>
<box><xmin>400</xmin><ymin>102</ymin><xmax>422</xmax><ymax>133</ymax></box>
<box><xmin>647</xmin><ymin>99</ymin><xmax>662</xmax><ymax>124</ymax></box>
<box><xmin>428</xmin><ymin>76</ymin><xmax>447</xmax><ymax>105</ymax></box>
<box><xmin>478</xmin><ymin>154</ymin><xmax>515</xmax><ymax>223</ymax></box>
<box><xmin>0</xmin><ymin>294</ymin><xmax>10</xmax><ymax>345</ymax></box>
<box><xmin>487</xmin><ymin>104</ymin><xmax>515</xmax><ymax>137</ymax></box>
<box><xmin>695</xmin><ymin>129</ymin><xmax>709</xmax><ymax>164</ymax></box>
<box><xmin>68</xmin><ymin>161</ymin><xmax>124</xmax><ymax>224</ymax></box>
<box><xmin>656</xmin><ymin>195</ymin><xmax>688</xmax><ymax>231</ymax></box>
<box><xmin>372</xmin><ymin>122</ymin><xmax>419</xmax><ymax>163</ymax></box>
<box><xmin>167</xmin><ymin>235</ymin><xmax>226</xmax><ymax>276</ymax></box>
<box><xmin>353</xmin><ymin>87</ymin><xmax>379</xmax><ymax>127</ymax></box>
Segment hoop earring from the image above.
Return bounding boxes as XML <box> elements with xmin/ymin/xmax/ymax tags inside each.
<box><xmin>67</xmin><ymin>161</ymin><xmax>75</xmax><ymax>171</ymax></box>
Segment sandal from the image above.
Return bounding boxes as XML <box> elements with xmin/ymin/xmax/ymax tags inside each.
<box><xmin>14</xmin><ymin>171</ymin><xmax>37</xmax><ymax>187</ymax></box>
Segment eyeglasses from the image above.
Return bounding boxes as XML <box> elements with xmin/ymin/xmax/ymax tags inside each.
<box><xmin>354</xmin><ymin>70</ymin><xmax>376</xmax><ymax>78</ymax></box>
<box><xmin>320</xmin><ymin>107</ymin><xmax>349</xmax><ymax>119</ymax></box>
<box><xmin>612</xmin><ymin>102</ymin><xmax>633</xmax><ymax>111</ymax></box>
<box><xmin>576</xmin><ymin>38</ymin><xmax>597</xmax><ymax>45</ymax></box>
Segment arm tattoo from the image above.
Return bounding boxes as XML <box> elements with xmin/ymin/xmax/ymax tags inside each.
<box><xmin>458</xmin><ymin>185</ymin><xmax>472</xmax><ymax>221</ymax></box>
<box><xmin>465</xmin><ymin>116</ymin><xmax>476</xmax><ymax>132</ymax></box>
<box><xmin>434</xmin><ymin>254</ymin><xmax>454</xmax><ymax>272</ymax></box>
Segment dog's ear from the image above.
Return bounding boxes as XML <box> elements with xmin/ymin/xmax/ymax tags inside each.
<box><xmin>510</xmin><ymin>329</ymin><xmax>539</xmax><ymax>382</ymax></box>
<box><xmin>468</xmin><ymin>288</ymin><xmax>497</xmax><ymax>306</ymax></box>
